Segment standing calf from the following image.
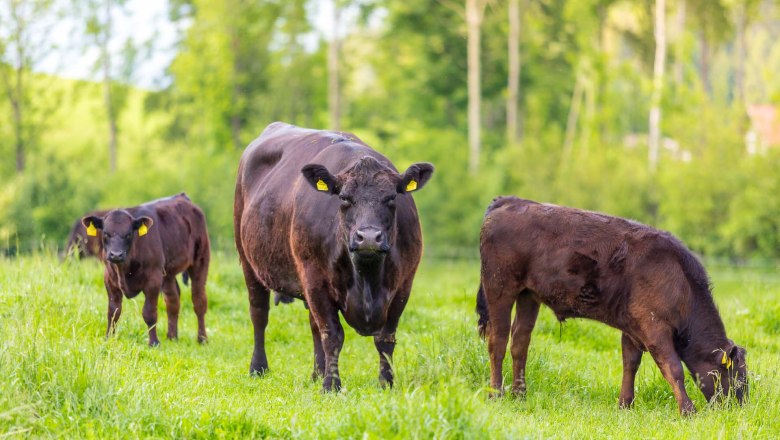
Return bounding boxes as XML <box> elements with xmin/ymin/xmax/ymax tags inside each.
<box><xmin>82</xmin><ymin>193</ymin><xmax>210</xmax><ymax>346</ymax></box>
<box><xmin>234</xmin><ymin>122</ymin><xmax>433</xmax><ymax>391</ymax></box>
<box><xmin>477</xmin><ymin>196</ymin><xmax>747</xmax><ymax>414</ymax></box>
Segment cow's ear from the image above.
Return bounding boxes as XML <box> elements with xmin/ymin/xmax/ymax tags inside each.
<box><xmin>81</xmin><ymin>216</ymin><xmax>104</xmax><ymax>236</ymax></box>
<box><xmin>397</xmin><ymin>162</ymin><xmax>434</xmax><ymax>193</ymax></box>
<box><xmin>132</xmin><ymin>216</ymin><xmax>154</xmax><ymax>237</ymax></box>
<box><xmin>301</xmin><ymin>164</ymin><xmax>339</xmax><ymax>195</ymax></box>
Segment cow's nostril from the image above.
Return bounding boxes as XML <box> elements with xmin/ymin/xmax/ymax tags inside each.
<box><xmin>355</xmin><ymin>231</ymin><xmax>364</xmax><ymax>243</ymax></box>
<box><xmin>374</xmin><ymin>231</ymin><xmax>383</xmax><ymax>243</ymax></box>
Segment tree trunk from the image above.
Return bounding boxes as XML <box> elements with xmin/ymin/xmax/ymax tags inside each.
<box><xmin>734</xmin><ymin>2</ymin><xmax>746</xmax><ymax>105</ymax></box>
<box><xmin>562</xmin><ymin>73</ymin><xmax>584</xmax><ymax>161</ymax></box>
<box><xmin>466</xmin><ymin>0</ymin><xmax>485</xmax><ymax>174</ymax></box>
<box><xmin>648</xmin><ymin>0</ymin><xmax>666</xmax><ymax>172</ymax></box>
<box><xmin>673</xmin><ymin>0</ymin><xmax>686</xmax><ymax>87</ymax></box>
<box><xmin>230</xmin><ymin>31</ymin><xmax>243</xmax><ymax>149</ymax></box>
<box><xmin>328</xmin><ymin>1</ymin><xmax>341</xmax><ymax>131</ymax></box>
<box><xmin>699</xmin><ymin>31</ymin><xmax>711</xmax><ymax>97</ymax></box>
<box><xmin>102</xmin><ymin>0</ymin><xmax>117</xmax><ymax>173</ymax></box>
<box><xmin>506</xmin><ymin>0</ymin><xmax>521</xmax><ymax>146</ymax></box>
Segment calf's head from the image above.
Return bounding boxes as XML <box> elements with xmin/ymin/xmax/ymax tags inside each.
<box><xmin>82</xmin><ymin>210</ymin><xmax>153</xmax><ymax>264</ymax></box>
<box><xmin>691</xmin><ymin>340</ymin><xmax>748</xmax><ymax>404</ymax></box>
<box><xmin>301</xmin><ymin>157</ymin><xmax>433</xmax><ymax>261</ymax></box>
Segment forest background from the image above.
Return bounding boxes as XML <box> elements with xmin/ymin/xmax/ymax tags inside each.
<box><xmin>2</xmin><ymin>0</ymin><xmax>780</xmax><ymax>262</ymax></box>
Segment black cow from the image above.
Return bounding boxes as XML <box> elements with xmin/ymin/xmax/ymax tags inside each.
<box><xmin>234</xmin><ymin>122</ymin><xmax>433</xmax><ymax>391</ymax></box>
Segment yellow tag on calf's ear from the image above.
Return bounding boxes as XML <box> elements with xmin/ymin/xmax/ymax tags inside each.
<box><xmin>138</xmin><ymin>224</ymin><xmax>148</xmax><ymax>237</ymax></box>
<box><xmin>316</xmin><ymin>179</ymin><xmax>329</xmax><ymax>192</ymax></box>
<box><xmin>721</xmin><ymin>352</ymin><xmax>732</xmax><ymax>368</ymax></box>
<box><xmin>86</xmin><ymin>222</ymin><xmax>97</xmax><ymax>236</ymax></box>
<box><xmin>406</xmin><ymin>179</ymin><xmax>417</xmax><ymax>192</ymax></box>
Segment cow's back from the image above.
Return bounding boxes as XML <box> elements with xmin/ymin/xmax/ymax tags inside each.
<box><xmin>129</xmin><ymin>194</ymin><xmax>208</xmax><ymax>273</ymax></box>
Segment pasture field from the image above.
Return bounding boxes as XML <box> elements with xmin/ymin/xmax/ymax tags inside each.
<box><xmin>1</xmin><ymin>252</ymin><xmax>779</xmax><ymax>438</ymax></box>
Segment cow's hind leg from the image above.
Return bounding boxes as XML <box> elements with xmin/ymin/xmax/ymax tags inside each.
<box><xmin>510</xmin><ymin>291</ymin><xmax>540</xmax><ymax>396</ymax></box>
<box><xmin>240</xmin><ymin>262</ymin><xmax>270</xmax><ymax>375</ymax></box>
<box><xmin>309</xmin><ymin>311</ymin><xmax>326</xmax><ymax>381</ymax></box>
<box><xmin>484</xmin><ymin>282</ymin><xmax>516</xmax><ymax>397</ymax></box>
<box><xmin>618</xmin><ymin>333</ymin><xmax>643</xmax><ymax>408</ymax></box>
<box><xmin>162</xmin><ymin>276</ymin><xmax>181</xmax><ymax>340</ymax></box>
<box><xmin>189</xmin><ymin>256</ymin><xmax>209</xmax><ymax>344</ymax></box>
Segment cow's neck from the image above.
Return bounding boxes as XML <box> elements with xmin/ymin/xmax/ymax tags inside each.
<box><xmin>679</xmin><ymin>296</ymin><xmax>729</xmax><ymax>361</ymax></box>
<box><xmin>346</xmin><ymin>255</ymin><xmax>389</xmax><ymax>325</ymax></box>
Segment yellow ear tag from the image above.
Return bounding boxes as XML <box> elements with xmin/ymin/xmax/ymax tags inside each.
<box><xmin>406</xmin><ymin>179</ymin><xmax>417</xmax><ymax>192</ymax></box>
<box><xmin>138</xmin><ymin>224</ymin><xmax>148</xmax><ymax>237</ymax></box>
<box><xmin>722</xmin><ymin>352</ymin><xmax>732</xmax><ymax>368</ymax></box>
<box><xmin>316</xmin><ymin>179</ymin><xmax>329</xmax><ymax>192</ymax></box>
<box><xmin>86</xmin><ymin>222</ymin><xmax>97</xmax><ymax>236</ymax></box>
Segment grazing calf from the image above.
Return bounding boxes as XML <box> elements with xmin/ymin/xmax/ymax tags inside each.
<box><xmin>64</xmin><ymin>209</ymin><xmax>108</xmax><ymax>259</ymax></box>
<box><xmin>477</xmin><ymin>196</ymin><xmax>747</xmax><ymax>415</ymax></box>
<box><xmin>234</xmin><ymin>122</ymin><xmax>433</xmax><ymax>391</ymax></box>
<box><xmin>82</xmin><ymin>193</ymin><xmax>210</xmax><ymax>346</ymax></box>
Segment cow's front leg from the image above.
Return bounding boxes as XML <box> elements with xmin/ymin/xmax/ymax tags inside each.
<box><xmin>104</xmin><ymin>275</ymin><xmax>123</xmax><ymax>338</ymax></box>
<box><xmin>373</xmin><ymin>282</ymin><xmax>411</xmax><ymax>388</ymax></box>
<box><xmin>142</xmin><ymin>282</ymin><xmax>162</xmax><ymax>347</ymax></box>
<box><xmin>319</xmin><ymin>309</ymin><xmax>345</xmax><ymax>392</ymax></box>
<box><xmin>309</xmin><ymin>311</ymin><xmax>326</xmax><ymax>381</ymax></box>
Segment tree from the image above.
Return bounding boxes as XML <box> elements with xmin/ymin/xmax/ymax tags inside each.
<box><xmin>466</xmin><ymin>0</ymin><xmax>488</xmax><ymax>174</ymax></box>
<box><xmin>0</xmin><ymin>0</ymin><xmax>57</xmax><ymax>173</ymax></box>
<box><xmin>648</xmin><ymin>0</ymin><xmax>666</xmax><ymax>172</ymax></box>
<box><xmin>329</xmin><ymin>0</ymin><xmax>342</xmax><ymax>130</ymax></box>
<box><xmin>506</xmin><ymin>0</ymin><xmax>522</xmax><ymax>145</ymax></box>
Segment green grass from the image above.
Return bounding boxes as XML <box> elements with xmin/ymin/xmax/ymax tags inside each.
<box><xmin>1</xmin><ymin>253</ymin><xmax>779</xmax><ymax>438</ymax></box>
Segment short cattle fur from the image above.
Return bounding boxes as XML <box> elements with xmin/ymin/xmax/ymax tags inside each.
<box><xmin>234</xmin><ymin>122</ymin><xmax>433</xmax><ymax>391</ymax></box>
<box><xmin>477</xmin><ymin>196</ymin><xmax>747</xmax><ymax>415</ymax></box>
<box><xmin>82</xmin><ymin>193</ymin><xmax>210</xmax><ymax>346</ymax></box>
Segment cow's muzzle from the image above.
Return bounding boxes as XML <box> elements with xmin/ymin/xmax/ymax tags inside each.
<box><xmin>349</xmin><ymin>227</ymin><xmax>390</xmax><ymax>256</ymax></box>
<box><xmin>107</xmin><ymin>251</ymin><xmax>126</xmax><ymax>263</ymax></box>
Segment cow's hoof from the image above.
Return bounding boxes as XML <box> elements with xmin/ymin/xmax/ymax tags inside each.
<box><xmin>322</xmin><ymin>377</ymin><xmax>341</xmax><ymax>392</ymax></box>
<box><xmin>379</xmin><ymin>376</ymin><xmax>393</xmax><ymax>389</ymax></box>
<box><xmin>250</xmin><ymin>365</ymin><xmax>269</xmax><ymax>377</ymax></box>
<box><xmin>618</xmin><ymin>398</ymin><xmax>634</xmax><ymax>409</ymax></box>
<box><xmin>198</xmin><ymin>334</ymin><xmax>208</xmax><ymax>344</ymax></box>
<box><xmin>488</xmin><ymin>388</ymin><xmax>505</xmax><ymax>400</ymax></box>
<box><xmin>311</xmin><ymin>370</ymin><xmax>324</xmax><ymax>382</ymax></box>
<box><xmin>510</xmin><ymin>387</ymin><xmax>527</xmax><ymax>398</ymax></box>
<box><xmin>680</xmin><ymin>403</ymin><xmax>697</xmax><ymax>417</ymax></box>
<box><xmin>167</xmin><ymin>334</ymin><xmax>178</xmax><ymax>341</ymax></box>
<box><xmin>148</xmin><ymin>340</ymin><xmax>160</xmax><ymax>348</ymax></box>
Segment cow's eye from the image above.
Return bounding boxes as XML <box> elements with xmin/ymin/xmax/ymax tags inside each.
<box><xmin>124</xmin><ymin>234</ymin><xmax>131</xmax><ymax>240</ymax></box>
<box><xmin>104</xmin><ymin>232</ymin><xmax>111</xmax><ymax>238</ymax></box>
<box><xmin>339</xmin><ymin>195</ymin><xmax>354</xmax><ymax>208</ymax></box>
<box><xmin>383</xmin><ymin>195</ymin><xmax>396</xmax><ymax>207</ymax></box>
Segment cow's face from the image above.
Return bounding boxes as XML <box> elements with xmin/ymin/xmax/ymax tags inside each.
<box><xmin>693</xmin><ymin>341</ymin><xmax>748</xmax><ymax>404</ymax></box>
<box><xmin>302</xmin><ymin>157</ymin><xmax>433</xmax><ymax>261</ymax></box>
<box><xmin>82</xmin><ymin>210</ymin><xmax>153</xmax><ymax>264</ymax></box>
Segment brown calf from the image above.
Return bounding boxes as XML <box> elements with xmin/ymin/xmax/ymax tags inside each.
<box><xmin>64</xmin><ymin>209</ymin><xmax>108</xmax><ymax>259</ymax></box>
<box><xmin>82</xmin><ymin>193</ymin><xmax>210</xmax><ymax>346</ymax></box>
<box><xmin>234</xmin><ymin>122</ymin><xmax>433</xmax><ymax>391</ymax></box>
<box><xmin>477</xmin><ymin>196</ymin><xmax>747</xmax><ymax>415</ymax></box>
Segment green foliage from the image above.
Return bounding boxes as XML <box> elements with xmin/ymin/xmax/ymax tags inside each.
<box><xmin>1</xmin><ymin>254</ymin><xmax>779</xmax><ymax>437</ymax></box>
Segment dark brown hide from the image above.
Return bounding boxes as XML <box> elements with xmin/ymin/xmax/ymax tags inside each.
<box><xmin>477</xmin><ymin>196</ymin><xmax>747</xmax><ymax>415</ymax></box>
<box><xmin>64</xmin><ymin>209</ymin><xmax>108</xmax><ymax>259</ymax></box>
<box><xmin>234</xmin><ymin>122</ymin><xmax>433</xmax><ymax>391</ymax></box>
<box><xmin>83</xmin><ymin>193</ymin><xmax>210</xmax><ymax>346</ymax></box>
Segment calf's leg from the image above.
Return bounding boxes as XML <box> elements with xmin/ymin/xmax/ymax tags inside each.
<box><xmin>104</xmin><ymin>282</ymin><xmax>123</xmax><ymax>338</ymax></box>
<box><xmin>190</xmin><ymin>266</ymin><xmax>209</xmax><ymax>344</ymax></box>
<box><xmin>162</xmin><ymin>276</ymin><xmax>181</xmax><ymax>340</ymax></box>
<box><xmin>510</xmin><ymin>293</ymin><xmax>540</xmax><ymax>396</ymax></box>
<box><xmin>618</xmin><ymin>333</ymin><xmax>643</xmax><ymax>408</ymax></box>
<box><xmin>484</xmin><ymin>284</ymin><xmax>515</xmax><ymax>396</ymax></box>
<box><xmin>309</xmin><ymin>311</ymin><xmax>326</xmax><ymax>380</ymax></box>
<box><xmin>643</xmin><ymin>328</ymin><xmax>696</xmax><ymax>415</ymax></box>
<box><xmin>142</xmin><ymin>286</ymin><xmax>161</xmax><ymax>347</ymax></box>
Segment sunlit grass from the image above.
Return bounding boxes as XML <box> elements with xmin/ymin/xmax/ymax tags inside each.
<box><xmin>1</xmin><ymin>252</ymin><xmax>778</xmax><ymax>438</ymax></box>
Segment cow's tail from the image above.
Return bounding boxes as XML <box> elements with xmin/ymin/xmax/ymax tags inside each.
<box><xmin>476</xmin><ymin>282</ymin><xmax>489</xmax><ymax>340</ymax></box>
<box><xmin>182</xmin><ymin>271</ymin><xmax>190</xmax><ymax>286</ymax></box>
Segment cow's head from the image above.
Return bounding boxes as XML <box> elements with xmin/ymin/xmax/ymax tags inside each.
<box><xmin>301</xmin><ymin>157</ymin><xmax>433</xmax><ymax>261</ymax></box>
<box><xmin>81</xmin><ymin>210</ymin><xmax>153</xmax><ymax>264</ymax></box>
<box><xmin>692</xmin><ymin>340</ymin><xmax>748</xmax><ymax>405</ymax></box>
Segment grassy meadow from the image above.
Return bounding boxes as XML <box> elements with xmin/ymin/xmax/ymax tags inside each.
<box><xmin>1</xmin><ymin>252</ymin><xmax>779</xmax><ymax>438</ymax></box>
